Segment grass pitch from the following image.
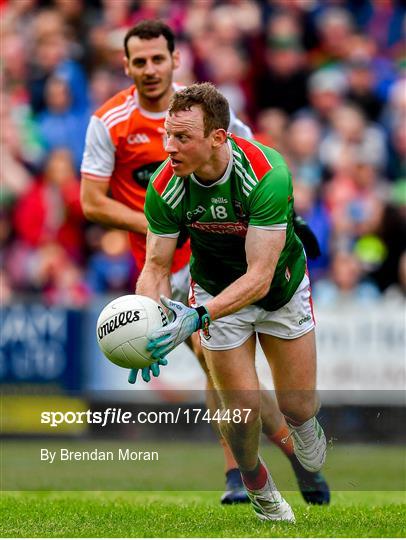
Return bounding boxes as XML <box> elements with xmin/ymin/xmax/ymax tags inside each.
<box><xmin>1</xmin><ymin>490</ymin><xmax>405</xmax><ymax>537</ymax></box>
<box><xmin>1</xmin><ymin>441</ymin><xmax>405</xmax><ymax>537</ymax></box>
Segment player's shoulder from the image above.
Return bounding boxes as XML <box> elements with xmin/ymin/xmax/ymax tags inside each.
<box><xmin>230</xmin><ymin>134</ymin><xmax>288</xmax><ymax>180</ymax></box>
<box><xmin>93</xmin><ymin>85</ymin><xmax>138</xmax><ymax>127</ymax></box>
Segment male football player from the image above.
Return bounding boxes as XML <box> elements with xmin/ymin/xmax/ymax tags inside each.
<box><xmin>139</xmin><ymin>82</ymin><xmax>328</xmax><ymax>521</ymax></box>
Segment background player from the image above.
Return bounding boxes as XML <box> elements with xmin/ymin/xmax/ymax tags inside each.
<box><xmin>80</xmin><ymin>20</ymin><xmax>329</xmax><ymax>505</ymax></box>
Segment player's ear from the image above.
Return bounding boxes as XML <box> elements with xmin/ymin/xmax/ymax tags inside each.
<box><xmin>123</xmin><ymin>56</ymin><xmax>130</xmax><ymax>77</ymax></box>
<box><xmin>212</xmin><ymin>128</ymin><xmax>228</xmax><ymax>148</ymax></box>
<box><xmin>172</xmin><ymin>49</ymin><xmax>180</xmax><ymax>70</ymax></box>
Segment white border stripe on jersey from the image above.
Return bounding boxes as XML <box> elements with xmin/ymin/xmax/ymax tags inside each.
<box><xmin>234</xmin><ymin>167</ymin><xmax>252</xmax><ymax>190</ymax></box>
<box><xmin>101</xmin><ymin>96</ymin><xmax>133</xmax><ymax>124</ymax></box>
<box><xmin>155</xmin><ymin>231</ymin><xmax>180</xmax><ymax>238</ymax></box>
<box><xmin>250</xmin><ymin>224</ymin><xmax>287</xmax><ymax>231</ymax></box>
<box><xmin>104</xmin><ymin>102</ymin><xmax>136</xmax><ymax>128</ymax></box>
<box><xmin>163</xmin><ymin>177</ymin><xmax>182</xmax><ymax>201</ymax></box>
<box><xmin>165</xmin><ymin>181</ymin><xmax>184</xmax><ymax>206</ymax></box>
<box><xmin>104</xmin><ymin>99</ymin><xmax>136</xmax><ymax>128</ymax></box>
<box><xmin>234</xmin><ymin>159</ymin><xmax>256</xmax><ymax>188</ymax></box>
<box><xmin>106</xmin><ymin>103</ymin><xmax>138</xmax><ymax>129</ymax></box>
<box><xmin>235</xmin><ymin>168</ymin><xmax>252</xmax><ymax>196</ymax></box>
<box><xmin>171</xmin><ymin>187</ymin><xmax>185</xmax><ymax>209</ymax></box>
<box><xmin>101</xmin><ymin>98</ymin><xmax>131</xmax><ymax>124</ymax></box>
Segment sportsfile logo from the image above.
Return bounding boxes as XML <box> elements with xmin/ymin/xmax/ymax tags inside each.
<box><xmin>98</xmin><ymin>311</ymin><xmax>141</xmax><ymax>340</ymax></box>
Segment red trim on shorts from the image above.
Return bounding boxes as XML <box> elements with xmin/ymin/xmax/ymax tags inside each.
<box><xmin>305</xmin><ymin>266</ymin><xmax>316</xmax><ymax>325</ymax></box>
<box><xmin>189</xmin><ymin>279</ymin><xmax>197</xmax><ymax>308</ymax></box>
<box><xmin>188</xmin><ymin>280</ymin><xmax>201</xmax><ymax>338</ymax></box>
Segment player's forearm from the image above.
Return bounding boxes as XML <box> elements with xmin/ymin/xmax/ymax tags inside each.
<box><xmin>204</xmin><ymin>269</ymin><xmax>274</xmax><ymax>321</ymax></box>
<box><xmin>82</xmin><ymin>195</ymin><xmax>148</xmax><ymax>234</ymax></box>
<box><xmin>136</xmin><ymin>263</ymin><xmax>172</xmax><ymax>302</ymax></box>
<box><xmin>136</xmin><ymin>231</ymin><xmax>177</xmax><ymax>300</ymax></box>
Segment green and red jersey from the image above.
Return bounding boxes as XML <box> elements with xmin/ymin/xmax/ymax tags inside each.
<box><xmin>145</xmin><ymin>135</ymin><xmax>306</xmax><ymax>311</ymax></box>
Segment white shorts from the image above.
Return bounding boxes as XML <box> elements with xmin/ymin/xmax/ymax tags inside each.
<box><xmin>189</xmin><ymin>273</ymin><xmax>315</xmax><ymax>350</ymax></box>
<box><xmin>170</xmin><ymin>264</ymin><xmax>191</xmax><ymax>305</ymax></box>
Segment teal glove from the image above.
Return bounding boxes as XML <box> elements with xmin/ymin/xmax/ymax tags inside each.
<box><xmin>128</xmin><ymin>358</ymin><xmax>168</xmax><ymax>384</ymax></box>
<box><xmin>147</xmin><ymin>296</ymin><xmax>211</xmax><ymax>359</ymax></box>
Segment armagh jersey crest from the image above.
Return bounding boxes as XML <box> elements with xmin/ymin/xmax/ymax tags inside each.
<box><xmin>145</xmin><ymin>135</ymin><xmax>306</xmax><ymax>311</ymax></box>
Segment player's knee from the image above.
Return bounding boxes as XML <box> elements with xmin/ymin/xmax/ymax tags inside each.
<box><xmin>279</xmin><ymin>392</ymin><xmax>318</xmax><ymax>424</ymax></box>
<box><xmin>223</xmin><ymin>394</ymin><xmax>261</xmax><ymax>425</ymax></box>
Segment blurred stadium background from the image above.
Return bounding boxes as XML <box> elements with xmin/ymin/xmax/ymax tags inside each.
<box><xmin>1</xmin><ymin>0</ymin><xmax>405</xmax><ymax>494</ymax></box>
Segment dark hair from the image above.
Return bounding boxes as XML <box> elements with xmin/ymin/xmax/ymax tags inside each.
<box><xmin>124</xmin><ymin>20</ymin><xmax>175</xmax><ymax>58</ymax></box>
<box><xmin>168</xmin><ymin>83</ymin><xmax>230</xmax><ymax>136</ymax></box>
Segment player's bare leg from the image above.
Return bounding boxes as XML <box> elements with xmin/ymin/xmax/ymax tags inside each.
<box><xmin>259</xmin><ymin>330</ymin><xmax>327</xmax><ymax>473</ymax></box>
<box><xmin>203</xmin><ymin>336</ymin><xmax>261</xmax><ymax>470</ymax></box>
<box><xmin>203</xmin><ymin>336</ymin><xmax>295</xmax><ymax>522</ymax></box>
<box><xmin>187</xmin><ymin>332</ymin><xmax>248</xmax><ymax>504</ymax></box>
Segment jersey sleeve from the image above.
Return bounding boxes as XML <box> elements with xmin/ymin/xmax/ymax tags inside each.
<box><xmin>80</xmin><ymin>116</ymin><xmax>115</xmax><ymax>179</ymax></box>
<box><xmin>145</xmin><ymin>181</ymin><xmax>180</xmax><ymax>238</ymax></box>
<box><xmin>247</xmin><ymin>166</ymin><xmax>291</xmax><ymax>230</ymax></box>
<box><xmin>228</xmin><ymin>108</ymin><xmax>253</xmax><ymax>139</ymax></box>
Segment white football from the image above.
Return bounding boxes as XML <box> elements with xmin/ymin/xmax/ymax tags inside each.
<box><xmin>96</xmin><ymin>295</ymin><xmax>168</xmax><ymax>369</ymax></box>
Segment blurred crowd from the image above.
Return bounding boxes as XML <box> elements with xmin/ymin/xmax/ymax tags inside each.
<box><xmin>1</xmin><ymin>0</ymin><xmax>405</xmax><ymax>308</ymax></box>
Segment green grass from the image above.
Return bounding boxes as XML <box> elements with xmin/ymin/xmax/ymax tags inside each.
<box><xmin>1</xmin><ymin>490</ymin><xmax>405</xmax><ymax>537</ymax></box>
<box><xmin>1</xmin><ymin>441</ymin><xmax>405</xmax><ymax>537</ymax></box>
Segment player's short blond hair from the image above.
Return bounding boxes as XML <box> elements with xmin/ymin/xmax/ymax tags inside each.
<box><xmin>168</xmin><ymin>82</ymin><xmax>230</xmax><ymax>137</ymax></box>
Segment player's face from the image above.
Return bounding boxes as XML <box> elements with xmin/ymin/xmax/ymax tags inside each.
<box><xmin>124</xmin><ymin>35</ymin><xmax>179</xmax><ymax>104</ymax></box>
<box><xmin>164</xmin><ymin>107</ymin><xmax>214</xmax><ymax>176</ymax></box>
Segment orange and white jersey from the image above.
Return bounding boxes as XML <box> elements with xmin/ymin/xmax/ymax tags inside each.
<box><xmin>81</xmin><ymin>83</ymin><xmax>190</xmax><ymax>272</ymax></box>
<box><xmin>81</xmin><ymin>83</ymin><xmax>252</xmax><ymax>272</ymax></box>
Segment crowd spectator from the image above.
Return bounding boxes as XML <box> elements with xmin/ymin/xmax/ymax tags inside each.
<box><xmin>36</xmin><ymin>76</ymin><xmax>89</xmax><ymax>170</ymax></box>
<box><xmin>2</xmin><ymin>0</ymin><xmax>405</xmax><ymax>305</ymax></box>
<box><xmin>312</xmin><ymin>250</ymin><xmax>381</xmax><ymax>307</ymax></box>
<box><xmin>253</xmin><ymin>11</ymin><xmax>310</xmax><ymax>117</ymax></box>
<box><xmin>254</xmin><ymin>108</ymin><xmax>288</xmax><ymax>154</ymax></box>
<box><xmin>345</xmin><ymin>55</ymin><xmax>384</xmax><ymax>122</ymax></box>
<box><xmin>319</xmin><ymin>102</ymin><xmax>387</xmax><ymax>174</ymax></box>
<box><xmin>293</xmin><ymin>181</ymin><xmax>331</xmax><ymax>282</ymax></box>
<box><xmin>309</xmin><ymin>7</ymin><xmax>356</xmax><ymax>69</ymax></box>
<box><xmin>286</xmin><ymin>115</ymin><xmax>323</xmax><ymax>187</ymax></box>
<box><xmin>32</xmin><ymin>242</ymin><xmax>90</xmax><ymax>307</ymax></box>
<box><xmin>13</xmin><ymin>149</ymin><xmax>85</xmax><ymax>262</ymax></box>
<box><xmin>305</xmin><ymin>68</ymin><xmax>347</xmax><ymax>130</ymax></box>
<box><xmin>27</xmin><ymin>8</ymin><xmax>89</xmax><ymax>115</ymax></box>
<box><xmin>86</xmin><ymin>230</ymin><xmax>136</xmax><ymax>294</ymax></box>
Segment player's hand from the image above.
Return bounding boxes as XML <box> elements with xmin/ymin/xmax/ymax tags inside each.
<box><xmin>293</xmin><ymin>212</ymin><xmax>321</xmax><ymax>260</ymax></box>
<box><xmin>146</xmin><ymin>296</ymin><xmax>211</xmax><ymax>359</ymax></box>
<box><xmin>128</xmin><ymin>358</ymin><xmax>168</xmax><ymax>384</ymax></box>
